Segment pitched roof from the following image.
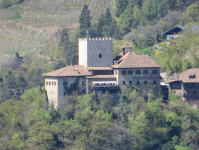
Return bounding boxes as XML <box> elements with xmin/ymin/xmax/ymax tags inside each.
<box><xmin>179</xmin><ymin>68</ymin><xmax>199</xmax><ymax>83</ymax></box>
<box><xmin>112</xmin><ymin>51</ymin><xmax>161</xmax><ymax>69</ymax></box>
<box><xmin>86</xmin><ymin>67</ymin><xmax>113</xmax><ymax>70</ymax></box>
<box><xmin>86</xmin><ymin>75</ymin><xmax>116</xmax><ymax>79</ymax></box>
<box><xmin>42</xmin><ymin>65</ymin><xmax>91</xmax><ymax>77</ymax></box>
<box><xmin>122</xmin><ymin>41</ymin><xmax>132</xmax><ymax>48</ymax></box>
<box><xmin>164</xmin><ymin>25</ymin><xmax>199</xmax><ymax>35</ymax></box>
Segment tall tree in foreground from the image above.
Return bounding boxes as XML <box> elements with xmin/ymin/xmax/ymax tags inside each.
<box><xmin>79</xmin><ymin>4</ymin><xmax>91</xmax><ymax>37</ymax></box>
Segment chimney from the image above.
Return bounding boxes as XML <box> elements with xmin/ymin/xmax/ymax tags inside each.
<box><xmin>123</xmin><ymin>48</ymin><xmax>125</xmax><ymax>55</ymax></box>
<box><xmin>114</xmin><ymin>60</ymin><xmax>117</xmax><ymax>66</ymax></box>
<box><xmin>91</xmin><ymin>69</ymin><xmax>94</xmax><ymax>76</ymax></box>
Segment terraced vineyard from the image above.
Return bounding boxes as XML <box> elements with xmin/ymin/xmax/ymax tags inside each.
<box><xmin>0</xmin><ymin>0</ymin><xmax>115</xmax><ymax>64</ymax></box>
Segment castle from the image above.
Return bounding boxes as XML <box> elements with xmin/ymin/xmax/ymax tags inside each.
<box><xmin>42</xmin><ymin>37</ymin><xmax>161</xmax><ymax>108</ymax></box>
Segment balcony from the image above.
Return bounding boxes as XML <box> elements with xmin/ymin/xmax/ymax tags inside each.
<box><xmin>91</xmin><ymin>81</ymin><xmax>118</xmax><ymax>90</ymax></box>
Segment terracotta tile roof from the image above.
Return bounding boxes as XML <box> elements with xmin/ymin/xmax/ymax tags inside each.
<box><xmin>86</xmin><ymin>67</ymin><xmax>113</xmax><ymax>70</ymax></box>
<box><xmin>86</xmin><ymin>75</ymin><xmax>116</xmax><ymax>79</ymax></box>
<box><xmin>122</xmin><ymin>41</ymin><xmax>132</xmax><ymax>48</ymax></box>
<box><xmin>179</xmin><ymin>68</ymin><xmax>199</xmax><ymax>83</ymax></box>
<box><xmin>112</xmin><ymin>51</ymin><xmax>161</xmax><ymax>69</ymax></box>
<box><xmin>42</xmin><ymin>65</ymin><xmax>91</xmax><ymax>77</ymax></box>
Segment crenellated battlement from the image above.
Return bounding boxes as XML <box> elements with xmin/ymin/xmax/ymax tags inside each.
<box><xmin>79</xmin><ymin>37</ymin><xmax>112</xmax><ymax>41</ymax></box>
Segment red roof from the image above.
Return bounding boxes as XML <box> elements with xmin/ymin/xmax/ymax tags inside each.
<box><xmin>122</xmin><ymin>41</ymin><xmax>132</xmax><ymax>48</ymax></box>
<box><xmin>42</xmin><ymin>65</ymin><xmax>91</xmax><ymax>77</ymax></box>
<box><xmin>112</xmin><ymin>51</ymin><xmax>161</xmax><ymax>69</ymax></box>
<box><xmin>179</xmin><ymin>68</ymin><xmax>199</xmax><ymax>83</ymax></box>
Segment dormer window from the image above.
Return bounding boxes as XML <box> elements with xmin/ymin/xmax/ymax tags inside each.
<box><xmin>189</xmin><ymin>74</ymin><xmax>195</xmax><ymax>78</ymax></box>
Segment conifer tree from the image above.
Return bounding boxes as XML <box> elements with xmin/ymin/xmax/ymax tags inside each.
<box><xmin>115</xmin><ymin>0</ymin><xmax>129</xmax><ymax>17</ymax></box>
<box><xmin>79</xmin><ymin>4</ymin><xmax>91</xmax><ymax>37</ymax></box>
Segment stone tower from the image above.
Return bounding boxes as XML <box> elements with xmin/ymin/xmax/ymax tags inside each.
<box><xmin>78</xmin><ymin>37</ymin><xmax>113</xmax><ymax>67</ymax></box>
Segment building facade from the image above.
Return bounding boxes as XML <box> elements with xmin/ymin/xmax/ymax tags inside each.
<box><xmin>42</xmin><ymin>38</ymin><xmax>161</xmax><ymax>109</ymax></box>
<box><xmin>168</xmin><ymin>68</ymin><xmax>199</xmax><ymax>101</ymax></box>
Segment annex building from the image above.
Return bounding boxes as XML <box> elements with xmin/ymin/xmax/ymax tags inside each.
<box><xmin>42</xmin><ymin>37</ymin><xmax>161</xmax><ymax>108</ymax></box>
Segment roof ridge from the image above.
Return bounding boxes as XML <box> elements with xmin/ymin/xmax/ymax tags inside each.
<box><xmin>57</xmin><ymin>66</ymin><xmax>70</xmax><ymax>76</ymax></box>
<box><xmin>117</xmin><ymin>50</ymin><xmax>131</xmax><ymax>67</ymax></box>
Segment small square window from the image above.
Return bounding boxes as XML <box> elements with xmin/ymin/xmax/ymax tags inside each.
<box><xmin>123</xmin><ymin>81</ymin><xmax>126</xmax><ymax>85</ymax></box>
<box><xmin>128</xmin><ymin>70</ymin><xmax>133</xmax><ymax>75</ymax></box>
<box><xmin>63</xmin><ymin>81</ymin><xmax>68</xmax><ymax>86</ymax></box>
<box><xmin>152</xmin><ymin>70</ymin><xmax>158</xmax><ymax>74</ymax></box>
<box><xmin>135</xmin><ymin>70</ymin><xmax>141</xmax><ymax>75</ymax></box>
<box><xmin>143</xmin><ymin>70</ymin><xmax>148</xmax><ymax>74</ymax></box>
<box><xmin>99</xmin><ymin>54</ymin><xmax>102</xmax><ymax>58</ymax></box>
<box><xmin>144</xmin><ymin>81</ymin><xmax>147</xmax><ymax>85</ymax></box>
<box><xmin>137</xmin><ymin>81</ymin><xmax>140</xmax><ymax>86</ymax></box>
<box><xmin>129</xmin><ymin>81</ymin><xmax>132</xmax><ymax>85</ymax></box>
<box><xmin>122</xmin><ymin>70</ymin><xmax>127</xmax><ymax>75</ymax></box>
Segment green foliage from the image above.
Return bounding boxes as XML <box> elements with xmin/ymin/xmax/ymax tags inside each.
<box><xmin>79</xmin><ymin>4</ymin><xmax>91</xmax><ymax>37</ymax></box>
<box><xmin>115</xmin><ymin>0</ymin><xmax>129</xmax><ymax>17</ymax></box>
<box><xmin>64</xmin><ymin>77</ymin><xmax>80</xmax><ymax>95</ymax></box>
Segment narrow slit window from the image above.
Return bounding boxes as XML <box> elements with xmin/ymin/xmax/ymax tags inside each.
<box><xmin>99</xmin><ymin>54</ymin><xmax>102</xmax><ymax>58</ymax></box>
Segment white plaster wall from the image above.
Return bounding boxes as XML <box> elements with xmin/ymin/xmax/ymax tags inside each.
<box><xmin>44</xmin><ymin>78</ymin><xmax>58</xmax><ymax>108</ymax></box>
<box><xmin>78</xmin><ymin>38</ymin><xmax>88</xmax><ymax>66</ymax></box>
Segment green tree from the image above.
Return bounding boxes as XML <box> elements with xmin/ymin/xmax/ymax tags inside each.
<box><xmin>115</xmin><ymin>0</ymin><xmax>129</xmax><ymax>17</ymax></box>
<box><xmin>79</xmin><ymin>4</ymin><xmax>91</xmax><ymax>37</ymax></box>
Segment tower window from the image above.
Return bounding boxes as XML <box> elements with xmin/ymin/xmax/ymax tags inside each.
<box><xmin>99</xmin><ymin>54</ymin><xmax>102</xmax><ymax>58</ymax></box>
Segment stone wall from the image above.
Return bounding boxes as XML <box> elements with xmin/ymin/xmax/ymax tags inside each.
<box><xmin>115</xmin><ymin>68</ymin><xmax>160</xmax><ymax>88</ymax></box>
